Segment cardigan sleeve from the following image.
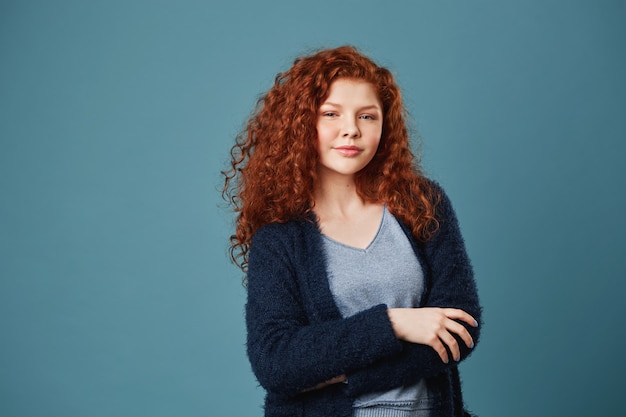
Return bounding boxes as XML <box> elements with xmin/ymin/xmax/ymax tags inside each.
<box><xmin>344</xmin><ymin>185</ymin><xmax>482</xmax><ymax>397</ymax></box>
<box><xmin>245</xmin><ymin>223</ymin><xmax>404</xmax><ymax>397</ymax></box>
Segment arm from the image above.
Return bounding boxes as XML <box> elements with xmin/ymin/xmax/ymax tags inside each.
<box><xmin>245</xmin><ymin>224</ymin><xmax>404</xmax><ymax>397</ymax></box>
<box><xmin>344</xmin><ymin>186</ymin><xmax>482</xmax><ymax>397</ymax></box>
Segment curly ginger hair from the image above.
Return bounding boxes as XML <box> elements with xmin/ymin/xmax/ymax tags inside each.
<box><xmin>223</xmin><ymin>46</ymin><xmax>440</xmax><ymax>271</ymax></box>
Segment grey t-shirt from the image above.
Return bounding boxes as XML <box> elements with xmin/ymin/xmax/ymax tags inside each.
<box><xmin>322</xmin><ymin>207</ymin><xmax>436</xmax><ymax>416</ymax></box>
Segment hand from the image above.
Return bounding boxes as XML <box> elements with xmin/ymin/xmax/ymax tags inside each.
<box><xmin>387</xmin><ymin>307</ymin><xmax>477</xmax><ymax>363</ymax></box>
<box><xmin>301</xmin><ymin>374</ymin><xmax>347</xmax><ymax>392</ymax></box>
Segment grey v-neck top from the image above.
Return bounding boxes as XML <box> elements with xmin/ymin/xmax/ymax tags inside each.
<box><xmin>322</xmin><ymin>207</ymin><xmax>436</xmax><ymax>416</ymax></box>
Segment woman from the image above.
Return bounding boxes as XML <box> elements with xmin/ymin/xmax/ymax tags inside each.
<box><xmin>223</xmin><ymin>46</ymin><xmax>482</xmax><ymax>417</ymax></box>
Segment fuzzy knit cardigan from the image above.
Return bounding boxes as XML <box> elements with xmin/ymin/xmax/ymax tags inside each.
<box><xmin>245</xmin><ymin>184</ymin><xmax>482</xmax><ymax>417</ymax></box>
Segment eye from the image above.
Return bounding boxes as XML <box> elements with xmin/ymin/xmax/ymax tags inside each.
<box><xmin>359</xmin><ymin>114</ymin><xmax>376</xmax><ymax>120</ymax></box>
<box><xmin>322</xmin><ymin>111</ymin><xmax>338</xmax><ymax>118</ymax></box>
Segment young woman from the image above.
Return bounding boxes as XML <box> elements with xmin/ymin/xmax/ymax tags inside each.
<box><xmin>223</xmin><ymin>46</ymin><xmax>482</xmax><ymax>417</ymax></box>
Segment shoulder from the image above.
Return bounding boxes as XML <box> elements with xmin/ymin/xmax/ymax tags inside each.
<box><xmin>250</xmin><ymin>217</ymin><xmax>321</xmax><ymax>260</ymax></box>
<box><xmin>422</xmin><ymin>180</ymin><xmax>469</xmax><ymax>261</ymax></box>
<box><xmin>409</xmin><ymin>178</ymin><xmax>466</xmax><ymax>257</ymax></box>
<box><xmin>393</xmin><ymin>178</ymin><xmax>455</xmax><ymax>243</ymax></box>
<box><xmin>421</xmin><ymin>178</ymin><xmax>456</xmax><ymax>224</ymax></box>
<box><xmin>251</xmin><ymin>217</ymin><xmax>316</xmax><ymax>244</ymax></box>
<box><xmin>247</xmin><ymin>218</ymin><xmax>324</xmax><ymax>293</ymax></box>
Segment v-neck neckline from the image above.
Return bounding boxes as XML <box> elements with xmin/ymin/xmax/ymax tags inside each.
<box><xmin>320</xmin><ymin>206</ymin><xmax>387</xmax><ymax>252</ymax></box>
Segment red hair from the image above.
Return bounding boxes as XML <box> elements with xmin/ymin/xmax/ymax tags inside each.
<box><xmin>223</xmin><ymin>46</ymin><xmax>439</xmax><ymax>271</ymax></box>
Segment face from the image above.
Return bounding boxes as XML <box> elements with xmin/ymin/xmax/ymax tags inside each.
<box><xmin>316</xmin><ymin>78</ymin><xmax>383</xmax><ymax>180</ymax></box>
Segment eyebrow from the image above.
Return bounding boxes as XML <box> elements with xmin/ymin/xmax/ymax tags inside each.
<box><xmin>320</xmin><ymin>103</ymin><xmax>382</xmax><ymax>111</ymax></box>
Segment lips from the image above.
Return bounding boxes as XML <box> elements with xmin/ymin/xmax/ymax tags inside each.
<box><xmin>334</xmin><ymin>145</ymin><xmax>362</xmax><ymax>157</ymax></box>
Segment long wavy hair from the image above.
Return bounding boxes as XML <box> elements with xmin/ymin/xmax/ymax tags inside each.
<box><xmin>223</xmin><ymin>46</ymin><xmax>440</xmax><ymax>272</ymax></box>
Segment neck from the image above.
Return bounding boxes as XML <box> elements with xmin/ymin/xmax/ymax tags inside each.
<box><xmin>314</xmin><ymin>170</ymin><xmax>364</xmax><ymax>215</ymax></box>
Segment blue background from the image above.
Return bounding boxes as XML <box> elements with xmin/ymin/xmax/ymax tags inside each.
<box><xmin>1</xmin><ymin>1</ymin><xmax>625</xmax><ymax>416</ymax></box>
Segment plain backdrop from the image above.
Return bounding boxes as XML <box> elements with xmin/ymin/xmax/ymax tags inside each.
<box><xmin>1</xmin><ymin>1</ymin><xmax>625</xmax><ymax>416</ymax></box>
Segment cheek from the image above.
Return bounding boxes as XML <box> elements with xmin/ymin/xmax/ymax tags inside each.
<box><xmin>316</xmin><ymin>124</ymin><xmax>335</xmax><ymax>145</ymax></box>
<box><xmin>366</xmin><ymin>126</ymin><xmax>382</xmax><ymax>146</ymax></box>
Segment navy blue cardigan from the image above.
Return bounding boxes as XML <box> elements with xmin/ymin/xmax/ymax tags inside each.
<box><xmin>246</xmin><ymin>185</ymin><xmax>482</xmax><ymax>417</ymax></box>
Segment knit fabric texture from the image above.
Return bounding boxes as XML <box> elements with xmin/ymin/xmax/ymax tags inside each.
<box><xmin>246</xmin><ymin>182</ymin><xmax>482</xmax><ymax>417</ymax></box>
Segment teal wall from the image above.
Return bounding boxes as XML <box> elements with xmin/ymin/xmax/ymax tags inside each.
<box><xmin>1</xmin><ymin>1</ymin><xmax>624</xmax><ymax>416</ymax></box>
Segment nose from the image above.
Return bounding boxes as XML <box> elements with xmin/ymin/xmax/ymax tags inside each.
<box><xmin>342</xmin><ymin>117</ymin><xmax>360</xmax><ymax>138</ymax></box>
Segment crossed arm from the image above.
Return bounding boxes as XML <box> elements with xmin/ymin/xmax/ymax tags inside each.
<box><xmin>246</xmin><ymin>190</ymin><xmax>481</xmax><ymax>397</ymax></box>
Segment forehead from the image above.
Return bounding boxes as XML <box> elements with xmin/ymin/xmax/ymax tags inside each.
<box><xmin>322</xmin><ymin>79</ymin><xmax>381</xmax><ymax>106</ymax></box>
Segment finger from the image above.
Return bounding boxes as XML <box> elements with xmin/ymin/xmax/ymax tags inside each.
<box><xmin>443</xmin><ymin>308</ymin><xmax>477</xmax><ymax>327</ymax></box>
<box><xmin>443</xmin><ymin>308</ymin><xmax>478</xmax><ymax>327</ymax></box>
<box><xmin>445</xmin><ymin>319</ymin><xmax>475</xmax><ymax>349</ymax></box>
<box><xmin>430</xmin><ymin>338</ymin><xmax>449</xmax><ymax>363</ymax></box>
<box><xmin>438</xmin><ymin>331</ymin><xmax>460</xmax><ymax>362</ymax></box>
